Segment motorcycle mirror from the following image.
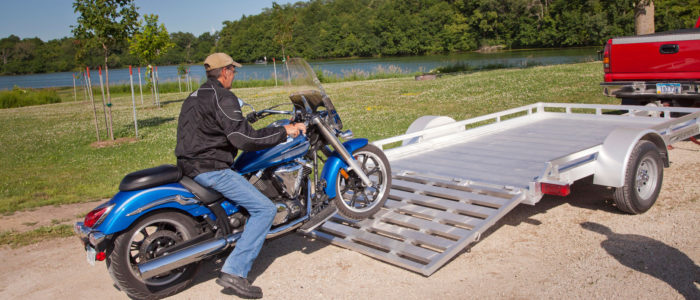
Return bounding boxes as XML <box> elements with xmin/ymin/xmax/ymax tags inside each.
<box><xmin>238</xmin><ymin>98</ymin><xmax>255</xmax><ymax>112</ymax></box>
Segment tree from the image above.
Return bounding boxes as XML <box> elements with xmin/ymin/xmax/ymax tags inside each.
<box><xmin>0</xmin><ymin>35</ymin><xmax>19</xmax><ymax>67</ymax></box>
<box><xmin>271</xmin><ymin>2</ymin><xmax>296</xmax><ymax>59</ymax></box>
<box><xmin>129</xmin><ymin>14</ymin><xmax>173</xmax><ymax>107</ymax></box>
<box><xmin>72</xmin><ymin>0</ymin><xmax>139</xmax><ymax>140</ymax></box>
<box><xmin>129</xmin><ymin>14</ymin><xmax>174</xmax><ymax>65</ymax></box>
<box><xmin>167</xmin><ymin>32</ymin><xmax>196</xmax><ymax>63</ymax></box>
<box><xmin>635</xmin><ymin>0</ymin><xmax>655</xmax><ymax>35</ymax></box>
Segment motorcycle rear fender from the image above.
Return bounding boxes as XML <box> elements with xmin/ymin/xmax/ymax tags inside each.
<box><xmin>320</xmin><ymin>138</ymin><xmax>369</xmax><ymax>199</ymax></box>
<box><xmin>93</xmin><ymin>183</ymin><xmax>227</xmax><ymax>235</ymax></box>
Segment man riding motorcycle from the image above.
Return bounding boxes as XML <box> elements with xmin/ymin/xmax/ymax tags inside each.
<box><xmin>175</xmin><ymin>52</ymin><xmax>306</xmax><ymax>298</ymax></box>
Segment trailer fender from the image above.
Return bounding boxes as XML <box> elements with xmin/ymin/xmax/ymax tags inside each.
<box><xmin>402</xmin><ymin>116</ymin><xmax>460</xmax><ymax>146</ymax></box>
<box><xmin>593</xmin><ymin>128</ymin><xmax>668</xmax><ymax>187</ymax></box>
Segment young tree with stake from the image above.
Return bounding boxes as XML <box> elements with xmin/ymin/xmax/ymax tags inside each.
<box><xmin>72</xmin><ymin>0</ymin><xmax>139</xmax><ymax>140</ymax></box>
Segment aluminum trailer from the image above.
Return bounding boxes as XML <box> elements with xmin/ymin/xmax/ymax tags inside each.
<box><xmin>308</xmin><ymin>102</ymin><xmax>700</xmax><ymax>276</ymax></box>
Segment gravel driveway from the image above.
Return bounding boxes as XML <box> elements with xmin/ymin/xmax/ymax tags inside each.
<box><xmin>1</xmin><ymin>141</ymin><xmax>698</xmax><ymax>299</ymax></box>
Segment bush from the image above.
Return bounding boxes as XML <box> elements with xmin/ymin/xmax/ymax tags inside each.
<box><xmin>0</xmin><ymin>87</ymin><xmax>62</xmax><ymax>108</ymax></box>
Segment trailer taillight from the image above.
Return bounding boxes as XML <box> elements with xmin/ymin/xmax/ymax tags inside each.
<box><xmin>540</xmin><ymin>183</ymin><xmax>571</xmax><ymax>197</ymax></box>
<box><xmin>603</xmin><ymin>39</ymin><xmax>611</xmax><ymax>74</ymax></box>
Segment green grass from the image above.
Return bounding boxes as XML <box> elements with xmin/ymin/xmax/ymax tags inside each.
<box><xmin>0</xmin><ymin>87</ymin><xmax>62</xmax><ymax>108</ymax></box>
<box><xmin>0</xmin><ymin>62</ymin><xmax>611</xmax><ymax>214</ymax></box>
<box><xmin>315</xmin><ymin>65</ymin><xmax>420</xmax><ymax>83</ymax></box>
<box><xmin>0</xmin><ymin>225</ymin><xmax>74</xmax><ymax>248</ymax></box>
<box><xmin>430</xmin><ymin>60</ymin><xmax>544</xmax><ymax>74</ymax></box>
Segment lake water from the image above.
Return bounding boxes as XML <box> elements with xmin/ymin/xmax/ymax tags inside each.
<box><xmin>0</xmin><ymin>48</ymin><xmax>598</xmax><ymax>90</ymax></box>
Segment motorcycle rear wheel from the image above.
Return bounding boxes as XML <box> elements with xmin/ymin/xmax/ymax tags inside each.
<box><xmin>334</xmin><ymin>144</ymin><xmax>391</xmax><ymax>220</ymax></box>
<box><xmin>107</xmin><ymin>211</ymin><xmax>200</xmax><ymax>300</ymax></box>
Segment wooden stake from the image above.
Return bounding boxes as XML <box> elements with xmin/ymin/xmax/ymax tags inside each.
<box><xmin>273</xmin><ymin>57</ymin><xmax>278</xmax><ymax>86</ymax></box>
<box><xmin>138</xmin><ymin>67</ymin><xmax>144</xmax><ymax>105</ymax></box>
<box><xmin>129</xmin><ymin>66</ymin><xmax>139</xmax><ymax>138</ymax></box>
<box><xmin>98</xmin><ymin>66</ymin><xmax>114</xmax><ymax>140</ymax></box>
<box><xmin>150</xmin><ymin>66</ymin><xmax>156</xmax><ymax>106</ymax></box>
<box><xmin>154</xmin><ymin>65</ymin><xmax>161</xmax><ymax>107</ymax></box>
<box><xmin>86</xmin><ymin>67</ymin><xmax>100</xmax><ymax>141</ymax></box>
<box><xmin>82</xmin><ymin>72</ymin><xmax>88</xmax><ymax>102</ymax></box>
<box><xmin>72</xmin><ymin>75</ymin><xmax>77</xmax><ymax>102</ymax></box>
<box><xmin>104</xmin><ymin>64</ymin><xmax>115</xmax><ymax>140</ymax></box>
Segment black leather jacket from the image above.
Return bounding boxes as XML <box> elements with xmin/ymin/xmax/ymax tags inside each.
<box><xmin>175</xmin><ymin>78</ymin><xmax>286</xmax><ymax>178</ymax></box>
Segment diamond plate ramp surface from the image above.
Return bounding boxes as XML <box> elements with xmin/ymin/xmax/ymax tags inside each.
<box><xmin>307</xmin><ymin>171</ymin><xmax>525</xmax><ymax>276</ymax></box>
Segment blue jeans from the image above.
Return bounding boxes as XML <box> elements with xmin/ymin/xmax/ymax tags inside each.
<box><xmin>194</xmin><ymin>169</ymin><xmax>276</xmax><ymax>278</ymax></box>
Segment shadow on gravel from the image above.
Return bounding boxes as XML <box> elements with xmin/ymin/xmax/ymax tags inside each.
<box><xmin>479</xmin><ymin>175</ymin><xmax>621</xmax><ymax>237</ymax></box>
<box><xmin>581</xmin><ymin>222</ymin><xmax>700</xmax><ymax>300</ymax></box>
<box><xmin>440</xmin><ymin>176</ymin><xmax>623</xmax><ymax>272</ymax></box>
<box><xmin>186</xmin><ymin>233</ymin><xmax>327</xmax><ymax>291</ymax></box>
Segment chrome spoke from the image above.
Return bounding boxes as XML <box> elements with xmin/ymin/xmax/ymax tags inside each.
<box><xmin>367</xmin><ymin>166</ymin><xmax>380</xmax><ymax>175</ymax></box>
<box><xmin>349</xmin><ymin>192</ymin><xmax>358</xmax><ymax>207</ymax></box>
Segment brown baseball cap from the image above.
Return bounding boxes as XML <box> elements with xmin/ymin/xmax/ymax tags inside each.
<box><xmin>203</xmin><ymin>53</ymin><xmax>242</xmax><ymax>71</ymax></box>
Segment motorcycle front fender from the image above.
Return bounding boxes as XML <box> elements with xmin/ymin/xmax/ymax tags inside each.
<box><xmin>94</xmin><ymin>183</ymin><xmax>220</xmax><ymax>235</ymax></box>
<box><xmin>320</xmin><ymin>138</ymin><xmax>368</xmax><ymax>199</ymax></box>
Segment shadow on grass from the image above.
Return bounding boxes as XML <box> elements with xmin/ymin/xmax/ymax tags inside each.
<box><xmin>160</xmin><ymin>98</ymin><xmax>185</xmax><ymax>107</ymax></box>
<box><xmin>138</xmin><ymin>117</ymin><xmax>175</xmax><ymax>128</ymax></box>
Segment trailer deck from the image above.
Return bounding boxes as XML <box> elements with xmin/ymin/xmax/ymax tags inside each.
<box><xmin>308</xmin><ymin>103</ymin><xmax>700</xmax><ymax>276</ymax></box>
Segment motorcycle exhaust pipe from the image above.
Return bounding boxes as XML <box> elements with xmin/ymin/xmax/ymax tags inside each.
<box><xmin>138</xmin><ymin>232</ymin><xmax>242</xmax><ymax>280</ymax></box>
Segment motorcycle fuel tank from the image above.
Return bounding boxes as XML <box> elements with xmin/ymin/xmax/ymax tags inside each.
<box><xmin>234</xmin><ymin>134</ymin><xmax>310</xmax><ymax>175</ymax></box>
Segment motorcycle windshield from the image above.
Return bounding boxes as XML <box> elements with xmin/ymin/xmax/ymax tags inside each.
<box><xmin>283</xmin><ymin>58</ymin><xmax>342</xmax><ymax>130</ymax></box>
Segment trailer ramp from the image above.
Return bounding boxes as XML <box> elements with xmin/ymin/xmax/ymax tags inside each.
<box><xmin>308</xmin><ymin>170</ymin><xmax>524</xmax><ymax>276</ymax></box>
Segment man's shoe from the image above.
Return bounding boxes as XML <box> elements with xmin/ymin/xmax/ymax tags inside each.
<box><xmin>216</xmin><ymin>272</ymin><xmax>263</xmax><ymax>299</ymax></box>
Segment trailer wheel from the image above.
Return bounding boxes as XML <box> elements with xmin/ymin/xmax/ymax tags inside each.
<box><xmin>613</xmin><ymin>140</ymin><xmax>663</xmax><ymax>214</ymax></box>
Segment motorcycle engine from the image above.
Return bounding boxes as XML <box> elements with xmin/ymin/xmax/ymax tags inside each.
<box><xmin>247</xmin><ymin>161</ymin><xmax>311</xmax><ymax>226</ymax></box>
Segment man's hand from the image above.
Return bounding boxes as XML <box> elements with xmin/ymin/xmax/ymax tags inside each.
<box><xmin>284</xmin><ymin>123</ymin><xmax>307</xmax><ymax>138</ymax></box>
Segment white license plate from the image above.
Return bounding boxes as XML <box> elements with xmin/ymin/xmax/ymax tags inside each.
<box><xmin>86</xmin><ymin>246</ymin><xmax>96</xmax><ymax>266</ymax></box>
<box><xmin>656</xmin><ymin>83</ymin><xmax>681</xmax><ymax>94</ymax></box>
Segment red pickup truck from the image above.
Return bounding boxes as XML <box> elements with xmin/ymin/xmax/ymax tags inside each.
<box><xmin>601</xmin><ymin>17</ymin><xmax>700</xmax><ymax>107</ymax></box>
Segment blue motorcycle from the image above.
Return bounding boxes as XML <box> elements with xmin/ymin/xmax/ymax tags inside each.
<box><xmin>74</xmin><ymin>58</ymin><xmax>391</xmax><ymax>299</ymax></box>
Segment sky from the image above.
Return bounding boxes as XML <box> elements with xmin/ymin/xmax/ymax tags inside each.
<box><xmin>0</xmin><ymin>0</ymin><xmax>296</xmax><ymax>41</ymax></box>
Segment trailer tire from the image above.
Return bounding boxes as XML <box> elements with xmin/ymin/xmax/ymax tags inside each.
<box><xmin>613</xmin><ymin>140</ymin><xmax>663</xmax><ymax>214</ymax></box>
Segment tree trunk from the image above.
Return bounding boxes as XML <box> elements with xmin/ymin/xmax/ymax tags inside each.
<box><xmin>103</xmin><ymin>44</ymin><xmax>114</xmax><ymax>140</ymax></box>
<box><xmin>635</xmin><ymin>1</ymin><xmax>655</xmax><ymax>35</ymax></box>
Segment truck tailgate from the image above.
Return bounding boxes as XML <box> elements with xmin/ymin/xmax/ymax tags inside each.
<box><xmin>610</xmin><ymin>28</ymin><xmax>700</xmax><ymax>80</ymax></box>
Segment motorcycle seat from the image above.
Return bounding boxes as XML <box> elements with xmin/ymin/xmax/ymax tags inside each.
<box><xmin>179</xmin><ymin>176</ymin><xmax>223</xmax><ymax>205</ymax></box>
<box><xmin>119</xmin><ymin>164</ymin><xmax>182</xmax><ymax>192</ymax></box>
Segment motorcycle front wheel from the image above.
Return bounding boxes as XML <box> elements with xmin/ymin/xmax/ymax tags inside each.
<box><xmin>334</xmin><ymin>144</ymin><xmax>391</xmax><ymax>220</ymax></box>
<box><xmin>107</xmin><ymin>211</ymin><xmax>200</xmax><ymax>300</ymax></box>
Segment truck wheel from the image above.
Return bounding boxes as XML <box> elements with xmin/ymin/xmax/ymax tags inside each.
<box><xmin>107</xmin><ymin>212</ymin><xmax>201</xmax><ymax>300</ymax></box>
<box><xmin>613</xmin><ymin>140</ymin><xmax>663</xmax><ymax>214</ymax></box>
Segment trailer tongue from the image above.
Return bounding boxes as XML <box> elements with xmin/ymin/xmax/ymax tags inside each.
<box><xmin>307</xmin><ymin>102</ymin><xmax>700</xmax><ymax>276</ymax></box>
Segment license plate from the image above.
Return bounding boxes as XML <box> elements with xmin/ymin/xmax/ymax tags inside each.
<box><xmin>656</xmin><ymin>83</ymin><xmax>681</xmax><ymax>94</ymax></box>
<box><xmin>86</xmin><ymin>246</ymin><xmax>96</xmax><ymax>266</ymax></box>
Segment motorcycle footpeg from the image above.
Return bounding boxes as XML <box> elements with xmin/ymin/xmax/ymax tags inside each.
<box><xmin>298</xmin><ymin>203</ymin><xmax>338</xmax><ymax>234</ymax></box>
